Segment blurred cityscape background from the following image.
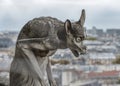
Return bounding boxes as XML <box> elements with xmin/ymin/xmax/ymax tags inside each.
<box><xmin>1</xmin><ymin>0</ymin><xmax>120</xmax><ymax>86</ymax></box>
<box><xmin>0</xmin><ymin>27</ymin><xmax>120</xmax><ymax>86</ymax></box>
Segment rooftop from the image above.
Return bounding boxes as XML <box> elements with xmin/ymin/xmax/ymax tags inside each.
<box><xmin>87</xmin><ymin>70</ymin><xmax>120</xmax><ymax>78</ymax></box>
<box><xmin>89</xmin><ymin>53</ymin><xmax>116</xmax><ymax>59</ymax></box>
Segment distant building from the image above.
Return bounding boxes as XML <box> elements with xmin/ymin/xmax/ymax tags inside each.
<box><xmin>52</xmin><ymin>64</ymin><xmax>120</xmax><ymax>86</ymax></box>
<box><xmin>61</xmin><ymin>68</ymin><xmax>101</xmax><ymax>86</ymax></box>
<box><xmin>69</xmin><ymin>80</ymin><xmax>101</xmax><ymax>86</ymax></box>
<box><xmin>52</xmin><ymin>66</ymin><xmax>63</xmax><ymax>86</ymax></box>
<box><xmin>97</xmin><ymin>29</ymin><xmax>104</xmax><ymax>37</ymax></box>
<box><xmin>52</xmin><ymin>65</ymin><xmax>85</xmax><ymax>86</ymax></box>
<box><xmin>87</xmin><ymin>26</ymin><xmax>104</xmax><ymax>37</ymax></box>
<box><xmin>51</xmin><ymin>49</ymin><xmax>74</xmax><ymax>61</ymax></box>
<box><xmin>106</xmin><ymin>29</ymin><xmax>120</xmax><ymax>37</ymax></box>
<box><xmin>3</xmin><ymin>31</ymin><xmax>18</xmax><ymax>37</ymax></box>
<box><xmin>0</xmin><ymin>37</ymin><xmax>13</xmax><ymax>48</ymax></box>
<box><xmin>84</xmin><ymin>40</ymin><xmax>103</xmax><ymax>46</ymax></box>
<box><xmin>71</xmin><ymin>57</ymin><xmax>86</xmax><ymax>65</ymax></box>
<box><xmin>84</xmin><ymin>40</ymin><xmax>117</xmax><ymax>53</ymax></box>
<box><xmin>88</xmin><ymin>53</ymin><xmax>116</xmax><ymax>65</ymax></box>
<box><xmin>87</xmin><ymin>70</ymin><xmax>120</xmax><ymax>85</ymax></box>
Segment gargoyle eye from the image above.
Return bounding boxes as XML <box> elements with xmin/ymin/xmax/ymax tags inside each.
<box><xmin>76</xmin><ymin>37</ymin><xmax>82</xmax><ymax>42</ymax></box>
<box><xmin>75</xmin><ymin>36</ymin><xmax>85</xmax><ymax>42</ymax></box>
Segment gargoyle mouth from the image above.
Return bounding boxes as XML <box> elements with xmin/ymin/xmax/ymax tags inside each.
<box><xmin>71</xmin><ymin>49</ymin><xmax>79</xmax><ymax>57</ymax></box>
<box><xmin>70</xmin><ymin>45</ymin><xmax>86</xmax><ymax>57</ymax></box>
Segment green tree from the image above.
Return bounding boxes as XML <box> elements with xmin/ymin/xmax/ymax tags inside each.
<box><xmin>50</xmin><ymin>59</ymin><xmax>70</xmax><ymax>65</ymax></box>
<box><xmin>112</xmin><ymin>55</ymin><xmax>120</xmax><ymax>64</ymax></box>
<box><xmin>85</xmin><ymin>37</ymin><xmax>97</xmax><ymax>41</ymax></box>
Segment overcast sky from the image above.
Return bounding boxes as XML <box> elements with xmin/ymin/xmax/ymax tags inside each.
<box><xmin>0</xmin><ymin>0</ymin><xmax>120</xmax><ymax>31</ymax></box>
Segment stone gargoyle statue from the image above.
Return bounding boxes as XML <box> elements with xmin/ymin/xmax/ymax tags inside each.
<box><xmin>10</xmin><ymin>9</ymin><xmax>86</xmax><ymax>86</ymax></box>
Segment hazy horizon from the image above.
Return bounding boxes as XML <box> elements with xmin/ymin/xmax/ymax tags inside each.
<box><xmin>1</xmin><ymin>0</ymin><xmax>120</xmax><ymax>31</ymax></box>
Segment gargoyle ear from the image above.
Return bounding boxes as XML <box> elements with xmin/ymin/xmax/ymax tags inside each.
<box><xmin>77</xmin><ymin>9</ymin><xmax>86</xmax><ymax>26</ymax></box>
<box><xmin>65</xmin><ymin>19</ymin><xmax>72</xmax><ymax>35</ymax></box>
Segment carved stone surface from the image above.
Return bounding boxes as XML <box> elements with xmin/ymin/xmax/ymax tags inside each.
<box><xmin>10</xmin><ymin>9</ymin><xmax>86</xmax><ymax>86</ymax></box>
